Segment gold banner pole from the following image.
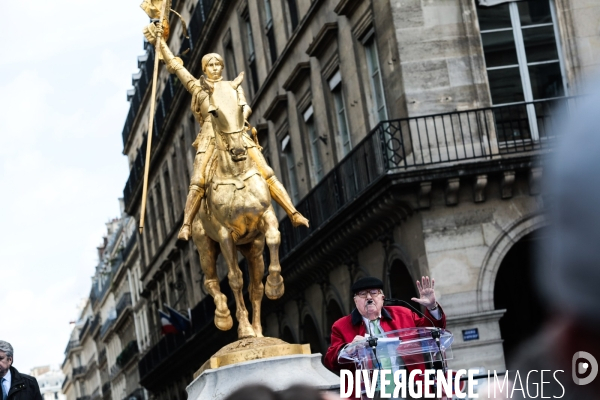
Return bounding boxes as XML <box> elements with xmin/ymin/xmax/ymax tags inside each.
<box><xmin>139</xmin><ymin>0</ymin><xmax>170</xmax><ymax>235</ymax></box>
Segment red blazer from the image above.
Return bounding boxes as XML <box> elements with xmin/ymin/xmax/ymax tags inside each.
<box><xmin>324</xmin><ymin>305</ymin><xmax>446</xmax><ymax>372</ymax></box>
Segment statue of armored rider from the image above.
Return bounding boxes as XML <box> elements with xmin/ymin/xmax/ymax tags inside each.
<box><xmin>143</xmin><ymin>23</ymin><xmax>309</xmax><ymax>240</ymax></box>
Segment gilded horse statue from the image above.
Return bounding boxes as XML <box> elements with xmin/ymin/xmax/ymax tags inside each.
<box><xmin>192</xmin><ymin>74</ymin><xmax>284</xmax><ymax>339</ymax></box>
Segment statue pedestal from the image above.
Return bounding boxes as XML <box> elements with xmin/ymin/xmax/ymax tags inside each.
<box><xmin>186</xmin><ymin>353</ymin><xmax>340</xmax><ymax>400</ymax></box>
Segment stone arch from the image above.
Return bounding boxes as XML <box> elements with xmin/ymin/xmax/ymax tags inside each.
<box><xmin>477</xmin><ymin>212</ymin><xmax>548</xmax><ymax>312</ymax></box>
<box><xmin>324</xmin><ymin>283</ymin><xmax>347</xmax><ymax>315</ymax></box>
<box><xmin>384</xmin><ymin>243</ymin><xmax>420</xmax><ymax>301</ymax></box>
<box><xmin>278</xmin><ymin>314</ymin><xmax>298</xmax><ymax>344</ymax></box>
<box><xmin>300</xmin><ymin>304</ymin><xmax>327</xmax><ymax>354</ymax></box>
<box><xmin>280</xmin><ymin>322</ymin><xmax>297</xmax><ymax>344</ymax></box>
<box><xmin>322</xmin><ymin>287</ymin><xmax>345</xmax><ymax>346</ymax></box>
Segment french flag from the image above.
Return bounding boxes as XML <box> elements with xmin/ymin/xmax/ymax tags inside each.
<box><xmin>159</xmin><ymin>310</ymin><xmax>178</xmax><ymax>334</ymax></box>
<box><xmin>159</xmin><ymin>305</ymin><xmax>192</xmax><ymax>335</ymax></box>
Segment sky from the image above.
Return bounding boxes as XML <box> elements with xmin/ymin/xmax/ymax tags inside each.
<box><xmin>0</xmin><ymin>1</ymin><xmax>149</xmax><ymax>372</ymax></box>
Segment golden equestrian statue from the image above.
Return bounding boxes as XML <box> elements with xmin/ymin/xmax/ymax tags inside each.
<box><xmin>143</xmin><ymin>13</ymin><xmax>309</xmax><ymax>339</ymax></box>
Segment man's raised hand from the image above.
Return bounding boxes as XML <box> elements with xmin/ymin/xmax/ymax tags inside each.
<box><xmin>411</xmin><ymin>276</ymin><xmax>437</xmax><ymax>309</ymax></box>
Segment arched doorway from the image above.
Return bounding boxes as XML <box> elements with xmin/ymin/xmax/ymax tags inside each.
<box><xmin>494</xmin><ymin>229</ymin><xmax>547</xmax><ymax>367</ymax></box>
<box><xmin>302</xmin><ymin>315</ymin><xmax>323</xmax><ymax>354</ymax></box>
<box><xmin>281</xmin><ymin>325</ymin><xmax>295</xmax><ymax>344</ymax></box>
<box><xmin>325</xmin><ymin>300</ymin><xmax>344</xmax><ymax>346</ymax></box>
<box><xmin>388</xmin><ymin>260</ymin><xmax>419</xmax><ymax>308</ymax></box>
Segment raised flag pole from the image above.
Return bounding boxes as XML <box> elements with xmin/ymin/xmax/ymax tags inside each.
<box><xmin>139</xmin><ymin>0</ymin><xmax>171</xmax><ymax>234</ymax></box>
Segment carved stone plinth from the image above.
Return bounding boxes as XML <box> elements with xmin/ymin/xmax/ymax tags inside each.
<box><xmin>187</xmin><ymin>352</ymin><xmax>339</xmax><ymax>400</ymax></box>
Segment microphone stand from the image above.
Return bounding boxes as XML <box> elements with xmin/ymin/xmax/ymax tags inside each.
<box><xmin>384</xmin><ymin>298</ymin><xmax>448</xmax><ymax>376</ymax></box>
<box><xmin>365</xmin><ymin>300</ymin><xmax>382</xmax><ymax>371</ymax></box>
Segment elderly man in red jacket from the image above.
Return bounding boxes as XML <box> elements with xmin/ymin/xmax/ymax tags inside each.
<box><xmin>324</xmin><ymin>276</ymin><xmax>446</xmax><ymax>397</ymax></box>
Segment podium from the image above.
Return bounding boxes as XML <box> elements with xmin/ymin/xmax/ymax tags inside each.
<box><xmin>338</xmin><ymin>327</ymin><xmax>454</xmax><ymax>399</ymax></box>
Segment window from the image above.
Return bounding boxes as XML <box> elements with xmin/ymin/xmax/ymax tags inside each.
<box><xmin>283</xmin><ymin>0</ymin><xmax>299</xmax><ymax>34</ymax></box>
<box><xmin>154</xmin><ymin>183</ymin><xmax>166</xmax><ymax>238</ymax></box>
<box><xmin>242</xmin><ymin>10</ymin><xmax>259</xmax><ymax>93</ymax></box>
<box><xmin>328</xmin><ymin>70</ymin><xmax>352</xmax><ymax>159</ymax></box>
<box><xmin>224</xmin><ymin>41</ymin><xmax>238</xmax><ymax>80</ymax></box>
<box><xmin>163</xmin><ymin>166</ymin><xmax>175</xmax><ymax>224</ymax></box>
<box><xmin>264</xmin><ymin>0</ymin><xmax>278</xmax><ymax>65</ymax></box>
<box><xmin>280</xmin><ymin>134</ymin><xmax>299</xmax><ymax>204</ymax></box>
<box><xmin>364</xmin><ymin>37</ymin><xmax>388</xmax><ymax>125</ymax></box>
<box><xmin>303</xmin><ymin>105</ymin><xmax>324</xmax><ymax>183</ymax></box>
<box><xmin>477</xmin><ymin>0</ymin><xmax>566</xmax><ymax>141</ymax></box>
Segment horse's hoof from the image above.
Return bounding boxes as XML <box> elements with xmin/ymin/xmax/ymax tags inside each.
<box><xmin>214</xmin><ymin>313</ymin><xmax>233</xmax><ymax>331</ymax></box>
<box><xmin>265</xmin><ymin>275</ymin><xmax>284</xmax><ymax>300</ymax></box>
<box><xmin>238</xmin><ymin>325</ymin><xmax>256</xmax><ymax>339</ymax></box>
<box><xmin>214</xmin><ymin>299</ymin><xmax>233</xmax><ymax>331</ymax></box>
<box><xmin>177</xmin><ymin>225</ymin><xmax>191</xmax><ymax>241</ymax></box>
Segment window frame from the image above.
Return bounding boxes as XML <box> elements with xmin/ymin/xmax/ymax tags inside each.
<box><xmin>364</xmin><ymin>35</ymin><xmax>388</xmax><ymax>126</ymax></box>
<box><xmin>303</xmin><ymin>105</ymin><xmax>324</xmax><ymax>184</ymax></box>
<box><xmin>478</xmin><ymin>0</ymin><xmax>568</xmax><ymax>141</ymax></box>
<box><xmin>328</xmin><ymin>70</ymin><xmax>352</xmax><ymax>159</ymax></box>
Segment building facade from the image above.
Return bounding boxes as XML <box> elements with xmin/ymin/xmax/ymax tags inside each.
<box><xmin>62</xmin><ymin>203</ymin><xmax>145</xmax><ymax>400</ymax></box>
<box><xmin>31</xmin><ymin>366</ymin><xmax>67</xmax><ymax>400</ymax></box>
<box><xmin>117</xmin><ymin>0</ymin><xmax>600</xmax><ymax>398</ymax></box>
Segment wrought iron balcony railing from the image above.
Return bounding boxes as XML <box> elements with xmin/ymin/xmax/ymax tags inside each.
<box><xmin>98</xmin><ymin>348</ymin><xmax>107</xmax><ymax>366</ymax></box>
<box><xmin>122</xmin><ymin>234</ymin><xmax>137</xmax><ymax>261</ymax></box>
<box><xmin>101</xmin><ymin>382</ymin><xmax>111</xmax><ymax>396</ymax></box>
<box><xmin>72</xmin><ymin>366</ymin><xmax>86</xmax><ymax>377</ymax></box>
<box><xmin>116</xmin><ymin>340</ymin><xmax>138</xmax><ymax>368</ymax></box>
<box><xmin>64</xmin><ymin>339</ymin><xmax>81</xmax><ymax>355</ymax></box>
<box><xmin>61</xmin><ymin>375</ymin><xmax>70</xmax><ymax>390</ymax></box>
<box><xmin>115</xmin><ymin>293</ymin><xmax>132</xmax><ymax>317</ymax></box>
<box><xmin>100</xmin><ymin>317</ymin><xmax>116</xmax><ymax>339</ymax></box>
<box><xmin>78</xmin><ymin>318</ymin><xmax>90</xmax><ymax>341</ymax></box>
<box><xmin>277</xmin><ymin>97</ymin><xmax>570</xmax><ymax>260</ymax></box>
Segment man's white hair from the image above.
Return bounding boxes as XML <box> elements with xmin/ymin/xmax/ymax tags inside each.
<box><xmin>0</xmin><ymin>341</ymin><xmax>13</xmax><ymax>359</ymax></box>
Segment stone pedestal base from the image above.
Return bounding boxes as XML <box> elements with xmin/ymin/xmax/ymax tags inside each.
<box><xmin>186</xmin><ymin>354</ymin><xmax>340</xmax><ymax>400</ymax></box>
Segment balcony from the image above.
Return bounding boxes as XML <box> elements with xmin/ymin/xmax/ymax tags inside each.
<box><xmin>116</xmin><ymin>340</ymin><xmax>138</xmax><ymax>368</ymax></box>
<box><xmin>64</xmin><ymin>340</ymin><xmax>81</xmax><ymax>355</ymax></box>
<box><xmin>122</xmin><ymin>0</ymin><xmax>218</xmax><ymax>210</ymax></box>
<box><xmin>122</xmin><ymin>234</ymin><xmax>137</xmax><ymax>261</ymax></box>
<box><xmin>115</xmin><ymin>293</ymin><xmax>132</xmax><ymax>316</ymax></box>
<box><xmin>100</xmin><ymin>317</ymin><xmax>116</xmax><ymax>339</ymax></box>
<box><xmin>89</xmin><ymin>314</ymin><xmax>100</xmax><ymax>335</ymax></box>
<box><xmin>98</xmin><ymin>348</ymin><xmax>107</xmax><ymax>366</ymax></box>
<box><xmin>72</xmin><ymin>366</ymin><xmax>86</xmax><ymax>378</ymax></box>
<box><xmin>101</xmin><ymin>382</ymin><xmax>111</xmax><ymax>396</ymax></box>
<box><xmin>91</xmin><ymin>387</ymin><xmax>101</xmax><ymax>400</ymax></box>
<box><xmin>125</xmin><ymin>388</ymin><xmax>145</xmax><ymax>400</ymax></box>
<box><xmin>277</xmin><ymin>98</ymin><xmax>568</xmax><ymax>261</ymax></box>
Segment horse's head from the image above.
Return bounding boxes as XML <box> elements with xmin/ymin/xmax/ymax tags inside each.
<box><xmin>202</xmin><ymin>73</ymin><xmax>247</xmax><ymax>162</ymax></box>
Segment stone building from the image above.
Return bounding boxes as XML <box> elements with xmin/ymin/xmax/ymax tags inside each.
<box><xmin>31</xmin><ymin>366</ymin><xmax>66</xmax><ymax>400</ymax></box>
<box><xmin>118</xmin><ymin>0</ymin><xmax>600</xmax><ymax>398</ymax></box>
<box><xmin>62</xmin><ymin>203</ymin><xmax>145</xmax><ymax>400</ymax></box>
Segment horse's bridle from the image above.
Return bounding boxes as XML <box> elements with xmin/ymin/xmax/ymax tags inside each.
<box><xmin>214</xmin><ymin>127</ymin><xmax>248</xmax><ymax>152</ymax></box>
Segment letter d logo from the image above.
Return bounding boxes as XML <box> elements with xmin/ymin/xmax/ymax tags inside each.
<box><xmin>572</xmin><ymin>351</ymin><xmax>598</xmax><ymax>385</ymax></box>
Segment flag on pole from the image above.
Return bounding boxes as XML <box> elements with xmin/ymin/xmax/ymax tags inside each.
<box><xmin>159</xmin><ymin>310</ymin><xmax>178</xmax><ymax>334</ymax></box>
<box><xmin>164</xmin><ymin>304</ymin><xmax>192</xmax><ymax>333</ymax></box>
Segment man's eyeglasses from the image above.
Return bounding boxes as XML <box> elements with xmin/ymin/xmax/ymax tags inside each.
<box><xmin>355</xmin><ymin>289</ymin><xmax>382</xmax><ymax>298</ymax></box>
